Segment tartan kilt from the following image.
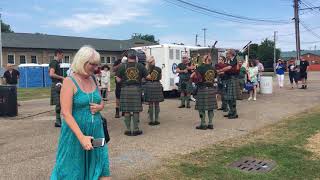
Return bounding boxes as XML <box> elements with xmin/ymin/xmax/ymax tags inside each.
<box><xmin>178</xmin><ymin>80</ymin><xmax>193</xmax><ymax>93</ymax></box>
<box><xmin>224</xmin><ymin>77</ymin><xmax>238</xmax><ymax>101</ymax></box>
<box><xmin>195</xmin><ymin>87</ymin><xmax>218</xmax><ymax>111</ymax></box>
<box><xmin>50</xmin><ymin>83</ymin><xmax>61</xmax><ymax>105</ymax></box>
<box><xmin>144</xmin><ymin>81</ymin><xmax>164</xmax><ymax>102</ymax></box>
<box><xmin>120</xmin><ymin>86</ymin><xmax>143</xmax><ymax>112</ymax></box>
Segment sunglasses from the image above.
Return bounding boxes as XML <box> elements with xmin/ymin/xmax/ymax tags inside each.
<box><xmin>89</xmin><ymin>62</ymin><xmax>99</xmax><ymax>66</ymax></box>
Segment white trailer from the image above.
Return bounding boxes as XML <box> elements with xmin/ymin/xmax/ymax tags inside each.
<box><xmin>132</xmin><ymin>44</ymin><xmax>207</xmax><ymax>93</ymax></box>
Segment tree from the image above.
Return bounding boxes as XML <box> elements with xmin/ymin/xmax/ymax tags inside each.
<box><xmin>131</xmin><ymin>33</ymin><xmax>158</xmax><ymax>43</ymax></box>
<box><xmin>1</xmin><ymin>21</ymin><xmax>14</xmax><ymax>33</ymax></box>
<box><xmin>257</xmin><ymin>39</ymin><xmax>281</xmax><ymax>70</ymax></box>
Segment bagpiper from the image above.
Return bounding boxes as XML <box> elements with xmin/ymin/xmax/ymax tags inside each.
<box><xmin>219</xmin><ymin>49</ymin><xmax>239</xmax><ymax>119</ymax></box>
<box><xmin>191</xmin><ymin>54</ymin><xmax>218</xmax><ymax>130</ymax></box>
<box><xmin>116</xmin><ymin>49</ymin><xmax>150</xmax><ymax>136</ymax></box>
<box><xmin>144</xmin><ymin>56</ymin><xmax>164</xmax><ymax>126</ymax></box>
<box><xmin>176</xmin><ymin>56</ymin><xmax>195</xmax><ymax>108</ymax></box>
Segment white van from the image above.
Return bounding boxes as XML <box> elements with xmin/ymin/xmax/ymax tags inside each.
<box><xmin>132</xmin><ymin>44</ymin><xmax>209</xmax><ymax>93</ymax></box>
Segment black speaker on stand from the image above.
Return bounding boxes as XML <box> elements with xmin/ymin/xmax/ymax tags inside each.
<box><xmin>0</xmin><ymin>85</ymin><xmax>18</xmax><ymax>117</ymax></box>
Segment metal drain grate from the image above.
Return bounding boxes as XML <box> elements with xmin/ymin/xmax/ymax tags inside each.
<box><xmin>229</xmin><ymin>157</ymin><xmax>276</xmax><ymax>173</ymax></box>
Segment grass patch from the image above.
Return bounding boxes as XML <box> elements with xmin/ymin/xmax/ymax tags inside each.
<box><xmin>137</xmin><ymin>109</ymin><xmax>320</xmax><ymax>180</ymax></box>
<box><xmin>18</xmin><ymin>88</ymin><xmax>51</xmax><ymax>101</ymax></box>
<box><xmin>17</xmin><ymin>76</ymin><xmax>117</xmax><ymax>101</ymax></box>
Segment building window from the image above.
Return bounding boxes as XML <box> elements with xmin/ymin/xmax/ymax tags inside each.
<box><xmin>106</xmin><ymin>57</ymin><xmax>111</xmax><ymax>64</ymax></box>
<box><xmin>49</xmin><ymin>56</ymin><xmax>55</xmax><ymax>62</ymax></box>
<box><xmin>20</xmin><ymin>55</ymin><xmax>26</xmax><ymax>64</ymax></box>
<box><xmin>111</xmin><ymin>57</ymin><xmax>116</xmax><ymax>63</ymax></box>
<box><xmin>64</xmin><ymin>56</ymin><xmax>70</xmax><ymax>63</ymax></box>
<box><xmin>176</xmin><ymin>50</ymin><xmax>180</xmax><ymax>60</ymax></box>
<box><xmin>101</xmin><ymin>57</ymin><xmax>106</xmax><ymax>64</ymax></box>
<box><xmin>31</xmin><ymin>56</ymin><xmax>37</xmax><ymax>64</ymax></box>
<box><xmin>169</xmin><ymin>49</ymin><xmax>174</xmax><ymax>60</ymax></box>
<box><xmin>8</xmin><ymin>54</ymin><xmax>15</xmax><ymax>64</ymax></box>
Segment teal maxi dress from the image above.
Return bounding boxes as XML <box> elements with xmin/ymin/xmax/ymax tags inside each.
<box><xmin>51</xmin><ymin>77</ymin><xmax>110</xmax><ymax>180</ymax></box>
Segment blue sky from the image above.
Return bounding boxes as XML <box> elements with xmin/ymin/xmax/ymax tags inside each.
<box><xmin>1</xmin><ymin>0</ymin><xmax>319</xmax><ymax>51</ymax></box>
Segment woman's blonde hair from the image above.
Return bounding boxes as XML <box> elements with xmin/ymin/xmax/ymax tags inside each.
<box><xmin>71</xmin><ymin>46</ymin><xmax>100</xmax><ymax>75</ymax></box>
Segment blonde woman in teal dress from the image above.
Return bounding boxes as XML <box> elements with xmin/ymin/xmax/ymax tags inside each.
<box><xmin>51</xmin><ymin>46</ymin><xmax>111</xmax><ymax>180</ymax></box>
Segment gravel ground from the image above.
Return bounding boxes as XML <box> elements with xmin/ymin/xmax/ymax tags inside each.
<box><xmin>0</xmin><ymin>72</ymin><xmax>320</xmax><ymax>180</ymax></box>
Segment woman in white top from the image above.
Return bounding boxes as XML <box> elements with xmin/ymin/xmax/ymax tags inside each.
<box><xmin>247</xmin><ymin>59</ymin><xmax>259</xmax><ymax>101</ymax></box>
<box><xmin>101</xmin><ymin>65</ymin><xmax>111</xmax><ymax>101</ymax></box>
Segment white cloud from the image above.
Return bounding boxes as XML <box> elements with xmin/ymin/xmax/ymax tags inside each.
<box><xmin>51</xmin><ymin>0</ymin><xmax>153</xmax><ymax>32</ymax></box>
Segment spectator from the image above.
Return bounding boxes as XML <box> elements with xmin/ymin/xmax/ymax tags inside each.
<box><xmin>113</xmin><ymin>57</ymin><xmax>125</xmax><ymax>118</ymax></box>
<box><xmin>255</xmin><ymin>59</ymin><xmax>264</xmax><ymax>92</ymax></box>
<box><xmin>101</xmin><ymin>65</ymin><xmax>111</xmax><ymax>101</ymax></box>
<box><xmin>247</xmin><ymin>60</ymin><xmax>259</xmax><ymax>101</ymax></box>
<box><xmin>51</xmin><ymin>46</ymin><xmax>111</xmax><ymax>179</ymax></box>
<box><xmin>288</xmin><ymin>60</ymin><xmax>298</xmax><ymax>89</ymax></box>
<box><xmin>49</xmin><ymin>49</ymin><xmax>65</xmax><ymax>127</ymax></box>
<box><xmin>275</xmin><ymin>59</ymin><xmax>285</xmax><ymax>88</ymax></box>
<box><xmin>299</xmin><ymin>57</ymin><xmax>310</xmax><ymax>89</ymax></box>
<box><xmin>4</xmin><ymin>64</ymin><xmax>20</xmax><ymax>86</ymax></box>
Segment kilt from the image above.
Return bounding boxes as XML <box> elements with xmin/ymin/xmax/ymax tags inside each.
<box><xmin>50</xmin><ymin>83</ymin><xmax>61</xmax><ymax>105</ymax></box>
<box><xmin>195</xmin><ymin>87</ymin><xmax>218</xmax><ymax>111</ymax></box>
<box><xmin>120</xmin><ymin>86</ymin><xmax>143</xmax><ymax>112</ymax></box>
<box><xmin>179</xmin><ymin>80</ymin><xmax>193</xmax><ymax>93</ymax></box>
<box><xmin>224</xmin><ymin>77</ymin><xmax>238</xmax><ymax>101</ymax></box>
<box><xmin>144</xmin><ymin>81</ymin><xmax>164</xmax><ymax>102</ymax></box>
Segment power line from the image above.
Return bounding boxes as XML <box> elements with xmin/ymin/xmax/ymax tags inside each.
<box><xmin>300</xmin><ymin>21</ymin><xmax>320</xmax><ymax>39</ymax></box>
<box><xmin>162</xmin><ymin>0</ymin><xmax>259</xmax><ymax>24</ymax></box>
<box><xmin>164</xmin><ymin>0</ymin><xmax>291</xmax><ymax>24</ymax></box>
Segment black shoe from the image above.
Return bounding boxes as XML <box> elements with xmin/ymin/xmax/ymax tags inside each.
<box><xmin>122</xmin><ymin>112</ymin><xmax>125</xmax><ymax>116</ymax></box>
<box><xmin>124</xmin><ymin>130</ymin><xmax>133</xmax><ymax>136</ymax></box>
<box><xmin>207</xmin><ymin>125</ymin><xmax>214</xmax><ymax>129</ymax></box>
<box><xmin>178</xmin><ymin>105</ymin><xmax>186</xmax><ymax>108</ymax></box>
<box><xmin>133</xmin><ymin>130</ymin><xmax>143</xmax><ymax>136</ymax></box>
<box><xmin>148</xmin><ymin>122</ymin><xmax>156</xmax><ymax>126</ymax></box>
<box><xmin>154</xmin><ymin>121</ymin><xmax>160</xmax><ymax>125</ymax></box>
<box><xmin>217</xmin><ymin>108</ymin><xmax>224</xmax><ymax>111</ymax></box>
<box><xmin>186</xmin><ymin>105</ymin><xmax>191</xmax><ymax>108</ymax></box>
<box><xmin>224</xmin><ymin>115</ymin><xmax>230</xmax><ymax>117</ymax></box>
<box><xmin>300</xmin><ymin>85</ymin><xmax>305</xmax><ymax>89</ymax></box>
<box><xmin>54</xmin><ymin>122</ymin><xmax>61</xmax><ymax>127</ymax></box>
<box><xmin>115</xmin><ymin>114</ymin><xmax>120</xmax><ymax>118</ymax></box>
<box><xmin>305</xmin><ymin>85</ymin><xmax>307</xmax><ymax>89</ymax></box>
<box><xmin>228</xmin><ymin>115</ymin><xmax>239</xmax><ymax>119</ymax></box>
<box><xmin>196</xmin><ymin>125</ymin><xmax>207</xmax><ymax>130</ymax></box>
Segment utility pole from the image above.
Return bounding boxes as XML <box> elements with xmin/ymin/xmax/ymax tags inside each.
<box><xmin>202</xmin><ymin>28</ymin><xmax>207</xmax><ymax>47</ymax></box>
<box><xmin>274</xmin><ymin>31</ymin><xmax>277</xmax><ymax>74</ymax></box>
<box><xmin>195</xmin><ymin>34</ymin><xmax>198</xmax><ymax>46</ymax></box>
<box><xmin>0</xmin><ymin>12</ymin><xmax>3</xmax><ymax>68</ymax></box>
<box><xmin>294</xmin><ymin>0</ymin><xmax>301</xmax><ymax>65</ymax></box>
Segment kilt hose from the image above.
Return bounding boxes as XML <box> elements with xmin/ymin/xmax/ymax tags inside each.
<box><xmin>144</xmin><ymin>81</ymin><xmax>164</xmax><ymax>102</ymax></box>
<box><xmin>120</xmin><ymin>86</ymin><xmax>143</xmax><ymax>112</ymax></box>
<box><xmin>195</xmin><ymin>87</ymin><xmax>218</xmax><ymax>111</ymax></box>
